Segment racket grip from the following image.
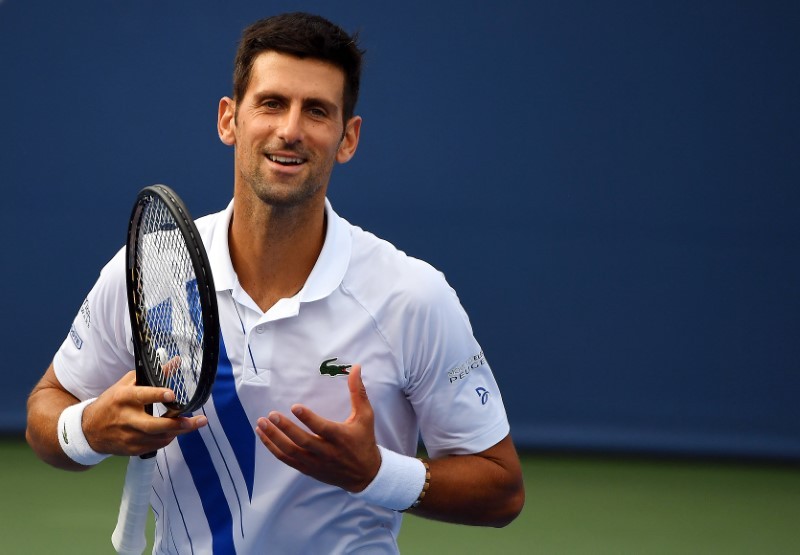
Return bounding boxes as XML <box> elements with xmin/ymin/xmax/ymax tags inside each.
<box><xmin>112</xmin><ymin>455</ymin><xmax>157</xmax><ymax>554</ymax></box>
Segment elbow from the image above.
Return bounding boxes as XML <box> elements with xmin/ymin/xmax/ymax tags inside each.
<box><xmin>25</xmin><ymin>419</ymin><xmax>55</xmax><ymax>469</ymax></box>
<box><xmin>491</xmin><ymin>481</ymin><xmax>525</xmax><ymax>528</ymax></box>
<box><xmin>24</xmin><ymin>422</ymin><xmax>54</xmax><ymax>468</ymax></box>
<box><xmin>26</xmin><ymin>424</ymin><xmax>90</xmax><ymax>472</ymax></box>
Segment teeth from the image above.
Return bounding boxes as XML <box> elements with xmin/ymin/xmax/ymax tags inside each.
<box><xmin>268</xmin><ymin>154</ymin><xmax>304</xmax><ymax>165</ymax></box>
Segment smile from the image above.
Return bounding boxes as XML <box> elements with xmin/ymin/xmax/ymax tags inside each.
<box><xmin>267</xmin><ymin>154</ymin><xmax>306</xmax><ymax>166</ymax></box>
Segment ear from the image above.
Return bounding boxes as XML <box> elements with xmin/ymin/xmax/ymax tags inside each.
<box><xmin>217</xmin><ymin>96</ymin><xmax>236</xmax><ymax>146</ymax></box>
<box><xmin>336</xmin><ymin>116</ymin><xmax>362</xmax><ymax>164</ymax></box>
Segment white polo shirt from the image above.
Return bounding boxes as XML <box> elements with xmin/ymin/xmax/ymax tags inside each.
<box><xmin>54</xmin><ymin>199</ymin><xmax>510</xmax><ymax>554</ymax></box>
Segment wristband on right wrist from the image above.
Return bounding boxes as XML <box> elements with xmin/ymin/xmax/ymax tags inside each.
<box><xmin>56</xmin><ymin>398</ymin><xmax>110</xmax><ymax>466</ymax></box>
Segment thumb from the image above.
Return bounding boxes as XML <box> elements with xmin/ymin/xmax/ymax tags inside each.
<box><xmin>347</xmin><ymin>365</ymin><xmax>372</xmax><ymax>418</ymax></box>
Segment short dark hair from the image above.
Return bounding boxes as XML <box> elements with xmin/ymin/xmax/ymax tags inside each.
<box><xmin>233</xmin><ymin>12</ymin><xmax>365</xmax><ymax>122</ymax></box>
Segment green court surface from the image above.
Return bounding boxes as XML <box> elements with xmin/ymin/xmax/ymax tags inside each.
<box><xmin>1</xmin><ymin>438</ymin><xmax>797</xmax><ymax>554</ymax></box>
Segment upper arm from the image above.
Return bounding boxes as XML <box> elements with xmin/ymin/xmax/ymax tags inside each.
<box><xmin>475</xmin><ymin>434</ymin><xmax>524</xmax><ymax>477</ymax></box>
<box><xmin>29</xmin><ymin>362</ymin><xmax>73</xmax><ymax>400</ymax></box>
<box><xmin>53</xmin><ymin>247</ymin><xmax>134</xmax><ymax>400</ymax></box>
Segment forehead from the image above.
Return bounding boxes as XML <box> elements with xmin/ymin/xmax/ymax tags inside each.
<box><xmin>245</xmin><ymin>51</ymin><xmax>346</xmax><ymax>106</ymax></box>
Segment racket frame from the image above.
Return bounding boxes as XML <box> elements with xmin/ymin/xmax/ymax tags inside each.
<box><xmin>125</xmin><ymin>184</ymin><xmax>219</xmax><ymax>416</ymax></box>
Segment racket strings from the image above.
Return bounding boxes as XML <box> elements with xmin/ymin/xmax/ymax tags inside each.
<box><xmin>134</xmin><ymin>198</ymin><xmax>204</xmax><ymax>408</ymax></box>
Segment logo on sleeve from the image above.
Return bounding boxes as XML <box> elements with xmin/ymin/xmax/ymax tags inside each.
<box><xmin>80</xmin><ymin>299</ymin><xmax>91</xmax><ymax>329</ymax></box>
<box><xmin>448</xmin><ymin>351</ymin><xmax>487</xmax><ymax>383</ymax></box>
<box><xmin>62</xmin><ymin>422</ymin><xmax>69</xmax><ymax>445</ymax></box>
<box><xmin>69</xmin><ymin>324</ymin><xmax>84</xmax><ymax>350</ymax></box>
<box><xmin>475</xmin><ymin>387</ymin><xmax>490</xmax><ymax>405</ymax></box>
<box><xmin>319</xmin><ymin>358</ymin><xmax>352</xmax><ymax>377</ymax></box>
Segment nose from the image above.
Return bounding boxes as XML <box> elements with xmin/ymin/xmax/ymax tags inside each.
<box><xmin>276</xmin><ymin>105</ymin><xmax>303</xmax><ymax>145</ymax></box>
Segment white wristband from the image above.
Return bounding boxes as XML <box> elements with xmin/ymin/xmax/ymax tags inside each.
<box><xmin>57</xmin><ymin>398</ymin><xmax>110</xmax><ymax>466</ymax></box>
<box><xmin>350</xmin><ymin>446</ymin><xmax>427</xmax><ymax>511</ymax></box>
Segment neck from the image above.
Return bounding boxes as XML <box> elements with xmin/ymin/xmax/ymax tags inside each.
<box><xmin>229</xmin><ymin>193</ymin><xmax>327</xmax><ymax>313</ymax></box>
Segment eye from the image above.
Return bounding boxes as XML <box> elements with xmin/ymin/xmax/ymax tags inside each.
<box><xmin>262</xmin><ymin>99</ymin><xmax>282</xmax><ymax>110</ymax></box>
<box><xmin>308</xmin><ymin>106</ymin><xmax>328</xmax><ymax>118</ymax></box>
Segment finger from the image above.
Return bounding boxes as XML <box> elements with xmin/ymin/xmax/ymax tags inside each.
<box><xmin>158</xmin><ymin>414</ymin><xmax>208</xmax><ymax>433</ymax></box>
<box><xmin>255</xmin><ymin>418</ymin><xmax>283</xmax><ymax>454</ymax></box>
<box><xmin>256</xmin><ymin>423</ymin><xmax>304</xmax><ymax>472</ymax></box>
<box><xmin>137</xmin><ymin>413</ymin><xmax>208</xmax><ymax>435</ymax></box>
<box><xmin>256</xmin><ymin>416</ymin><xmax>308</xmax><ymax>466</ymax></box>
<box><xmin>161</xmin><ymin>355</ymin><xmax>181</xmax><ymax>377</ymax></box>
<box><xmin>97</xmin><ymin>414</ymin><xmax>205</xmax><ymax>456</ymax></box>
<box><xmin>289</xmin><ymin>404</ymin><xmax>337</xmax><ymax>441</ymax></box>
<box><xmin>347</xmin><ymin>365</ymin><xmax>366</xmax><ymax>403</ymax></box>
<box><xmin>140</xmin><ymin>414</ymin><xmax>208</xmax><ymax>449</ymax></box>
<box><xmin>132</xmin><ymin>385</ymin><xmax>178</xmax><ymax>406</ymax></box>
<box><xmin>267</xmin><ymin>411</ymin><xmax>324</xmax><ymax>452</ymax></box>
<box><xmin>346</xmin><ymin>365</ymin><xmax>373</xmax><ymax>423</ymax></box>
<box><xmin>255</xmin><ymin>422</ymin><xmax>276</xmax><ymax>452</ymax></box>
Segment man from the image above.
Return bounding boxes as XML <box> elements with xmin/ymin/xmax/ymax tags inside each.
<box><xmin>26</xmin><ymin>12</ymin><xmax>524</xmax><ymax>553</ymax></box>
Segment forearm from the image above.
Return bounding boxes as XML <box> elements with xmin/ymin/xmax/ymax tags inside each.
<box><xmin>26</xmin><ymin>364</ymin><xmax>91</xmax><ymax>471</ymax></box>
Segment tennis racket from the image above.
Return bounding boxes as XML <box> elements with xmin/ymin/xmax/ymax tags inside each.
<box><xmin>111</xmin><ymin>184</ymin><xmax>219</xmax><ymax>554</ymax></box>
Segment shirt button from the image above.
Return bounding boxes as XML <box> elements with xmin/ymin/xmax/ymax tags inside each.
<box><xmin>255</xmin><ymin>326</ymin><xmax>265</xmax><ymax>334</ymax></box>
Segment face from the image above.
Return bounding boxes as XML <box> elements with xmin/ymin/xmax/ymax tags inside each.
<box><xmin>218</xmin><ymin>51</ymin><xmax>361</xmax><ymax>208</ymax></box>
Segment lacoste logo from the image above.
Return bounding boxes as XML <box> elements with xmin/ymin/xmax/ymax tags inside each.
<box><xmin>319</xmin><ymin>358</ymin><xmax>352</xmax><ymax>377</ymax></box>
<box><xmin>62</xmin><ymin>422</ymin><xmax>69</xmax><ymax>445</ymax></box>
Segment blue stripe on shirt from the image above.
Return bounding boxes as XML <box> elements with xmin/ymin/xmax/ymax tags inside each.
<box><xmin>176</xmin><ymin>333</ymin><xmax>258</xmax><ymax>553</ymax></box>
<box><xmin>210</xmin><ymin>336</ymin><xmax>257</xmax><ymax>500</ymax></box>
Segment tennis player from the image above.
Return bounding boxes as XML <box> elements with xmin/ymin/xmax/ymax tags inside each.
<box><xmin>26</xmin><ymin>12</ymin><xmax>525</xmax><ymax>553</ymax></box>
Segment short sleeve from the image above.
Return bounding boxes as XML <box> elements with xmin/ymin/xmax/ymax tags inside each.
<box><xmin>401</xmin><ymin>266</ymin><xmax>510</xmax><ymax>458</ymax></box>
<box><xmin>53</xmin><ymin>247</ymin><xmax>135</xmax><ymax>400</ymax></box>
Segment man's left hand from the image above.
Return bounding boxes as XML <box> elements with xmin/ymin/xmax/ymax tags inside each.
<box><xmin>255</xmin><ymin>364</ymin><xmax>382</xmax><ymax>492</ymax></box>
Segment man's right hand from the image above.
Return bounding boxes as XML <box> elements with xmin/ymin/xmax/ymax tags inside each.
<box><xmin>83</xmin><ymin>370</ymin><xmax>208</xmax><ymax>457</ymax></box>
<box><xmin>26</xmin><ymin>364</ymin><xmax>207</xmax><ymax>470</ymax></box>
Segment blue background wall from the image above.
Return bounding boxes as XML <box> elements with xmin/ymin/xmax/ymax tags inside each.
<box><xmin>1</xmin><ymin>1</ymin><xmax>798</xmax><ymax>460</ymax></box>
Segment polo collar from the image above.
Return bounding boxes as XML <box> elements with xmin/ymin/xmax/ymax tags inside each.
<box><xmin>299</xmin><ymin>198</ymin><xmax>352</xmax><ymax>303</ymax></box>
<box><xmin>206</xmin><ymin>198</ymin><xmax>352</xmax><ymax>311</ymax></box>
<box><xmin>206</xmin><ymin>199</ymin><xmax>237</xmax><ymax>293</ymax></box>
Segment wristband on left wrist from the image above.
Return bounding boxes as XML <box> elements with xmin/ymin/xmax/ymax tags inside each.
<box><xmin>349</xmin><ymin>445</ymin><xmax>427</xmax><ymax>511</ymax></box>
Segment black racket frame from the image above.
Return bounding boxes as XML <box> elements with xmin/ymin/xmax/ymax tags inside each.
<box><xmin>125</xmin><ymin>184</ymin><xmax>219</xmax><ymax>418</ymax></box>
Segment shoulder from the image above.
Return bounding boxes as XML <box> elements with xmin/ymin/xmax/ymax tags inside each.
<box><xmin>95</xmin><ymin>245</ymin><xmax>127</xmax><ymax>294</ymax></box>
<box><xmin>343</xmin><ymin>224</ymin><xmax>460</xmax><ymax>313</ymax></box>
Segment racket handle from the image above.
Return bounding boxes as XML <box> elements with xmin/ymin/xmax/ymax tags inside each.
<box><xmin>112</xmin><ymin>455</ymin><xmax>157</xmax><ymax>554</ymax></box>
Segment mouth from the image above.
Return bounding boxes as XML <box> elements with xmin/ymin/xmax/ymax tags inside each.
<box><xmin>266</xmin><ymin>153</ymin><xmax>307</xmax><ymax>166</ymax></box>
